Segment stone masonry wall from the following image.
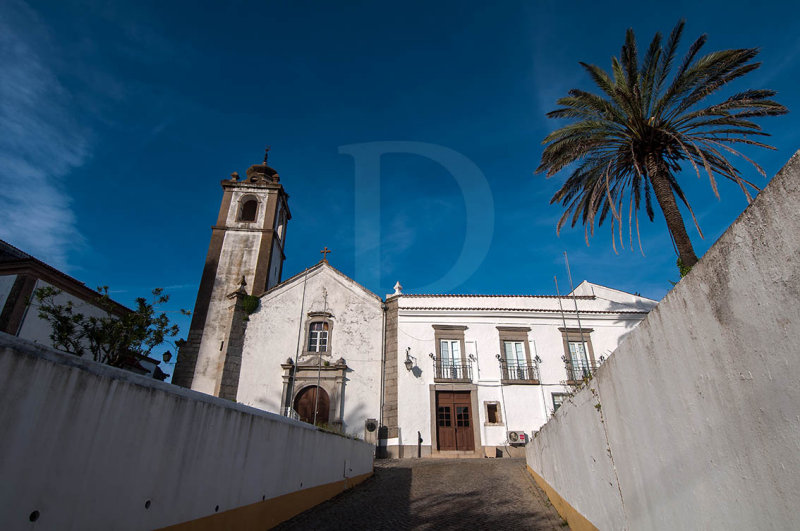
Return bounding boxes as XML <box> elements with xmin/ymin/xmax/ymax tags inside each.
<box><xmin>381</xmin><ymin>297</ymin><xmax>399</xmax><ymax>456</ymax></box>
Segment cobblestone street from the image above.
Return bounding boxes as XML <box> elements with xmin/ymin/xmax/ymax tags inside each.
<box><xmin>276</xmin><ymin>458</ymin><xmax>566</xmax><ymax>530</ymax></box>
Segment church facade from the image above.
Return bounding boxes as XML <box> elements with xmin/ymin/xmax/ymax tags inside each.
<box><xmin>173</xmin><ymin>154</ymin><xmax>658</xmax><ymax>458</ymax></box>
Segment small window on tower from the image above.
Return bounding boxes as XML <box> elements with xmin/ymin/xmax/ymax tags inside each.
<box><xmin>240</xmin><ymin>199</ymin><xmax>258</xmax><ymax>222</ymax></box>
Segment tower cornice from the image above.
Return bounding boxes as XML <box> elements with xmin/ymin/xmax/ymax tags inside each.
<box><xmin>220</xmin><ymin>180</ymin><xmax>285</xmax><ymax>191</ymax></box>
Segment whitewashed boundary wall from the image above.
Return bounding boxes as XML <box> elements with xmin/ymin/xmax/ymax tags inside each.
<box><xmin>0</xmin><ymin>333</ymin><xmax>373</xmax><ymax>531</ymax></box>
<box><xmin>526</xmin><ymin>150</ymin><xmax>800</xmax><ymax>531</ymax></box>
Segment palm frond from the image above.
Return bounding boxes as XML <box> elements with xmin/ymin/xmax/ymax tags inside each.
<box><xmin>538</xmin><ymin>20</ymin><xmax>787</xmax><ymax>263</ymax></box>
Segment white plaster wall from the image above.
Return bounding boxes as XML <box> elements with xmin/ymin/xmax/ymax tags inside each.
<box><xmin>0</xmin><ymin>273</ymin><xmax>17</xmax><ymax>312</ymax></box>
<box><xmin>17</xmin><ymin>279</ymin><xmax>113</xmax><ymax>349</ymax></box>
<box><xmin>192</xmin><ymin>229</ymin><xmax>263</xmax><ymax>395</ymax></box>
<box><xmin>396</xmin><ymin>303</ymin><xmax>649</xmax><ymax>449</ymax></box>
<box><xmin>527</xmin><ymin>386</ymin><xmax>627</xmax><ymax>528</ymax></box>
<box><xmin>526</xmin><ymin>151</ymin><xmax>800</xmax><ymax>530</ymax></box>
<box><xmin>0</xmin><ymin>333</ymin><xmax>374</xmax><ymax>531</ymax></box>
<box><xmin>267</xmin><ymin>238</ymin><xmax>282</xmax><ymax>289</ymax></box>
<box><xmin>238</xmin><ymin>264</ymin><xmax>384</xmax><ymax>435</ymax></box>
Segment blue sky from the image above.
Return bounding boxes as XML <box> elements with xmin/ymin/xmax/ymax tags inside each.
<box><xmin>2</xmin><ymin>0</ymin><xmax>800</xmax><ymax>347</ymax></box>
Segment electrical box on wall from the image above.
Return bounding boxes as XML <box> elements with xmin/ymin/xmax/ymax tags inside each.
<box><xmin>364</xmin><ymin>418</ymin><xmax>379</xmax><ymax>446</ymax></box>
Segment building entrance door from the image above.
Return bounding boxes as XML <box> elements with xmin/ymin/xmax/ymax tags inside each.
<box><xmin>294</xmin><ymin>386</ymin><xmax>329</xmax><ymax>425</ymax></box>
<box><xmin>435</xmin><ymin>391</ymin><xmax>474</xmax><ymax>451</ymax></box>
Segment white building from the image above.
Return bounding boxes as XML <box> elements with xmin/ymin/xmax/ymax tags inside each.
<box><xmin>174</xmin><ymin>153</ymin><xmax>658</xmax><ymax>457</ymax></box>
<box><xmin>387</xmin><ymin>283</ymin><xmax>655</xmax><ymax>457</ymax></box>
<box><xmin>0</xmin><ymin>239</ymin><xmax>167</xmax><ymax>379</ymax></box>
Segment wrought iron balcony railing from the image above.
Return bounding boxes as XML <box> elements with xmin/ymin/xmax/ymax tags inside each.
<box><xmin>565</xmin><ymin>358</ymin><xmax>596</xmax><ymax>382</ymax></box>
<box><xmin>435</xmin><ymin>362</ymin><xmax>473</xmax><ymax>381</ymax></box>
<box><xmin>501</xmin><ymin>361</ymin><xmax>540</xmax><ymax>382</ymax></box>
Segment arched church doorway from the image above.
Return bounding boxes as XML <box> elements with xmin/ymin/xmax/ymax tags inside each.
<box><xmin>294</xmin><ymin>386</ymin><xmax>330</xmax><ymax>425</ymax></box>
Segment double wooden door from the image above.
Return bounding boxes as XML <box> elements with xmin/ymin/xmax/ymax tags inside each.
<box><xmin>436</xmin><ymin>391</ymin><xmax>474</xmax><ymax>451</ymax></box>
<box><xmin>294</xmin><ymin>386</ymin><xmax>329</xmax><ymax>425</ymax></box>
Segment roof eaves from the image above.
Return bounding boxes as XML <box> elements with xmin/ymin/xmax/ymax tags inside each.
<box><xmin>0</xmin><ymin>239</ymin><xmax>131</xmax><ymax>316</ymax></box>
<box><xmin>399</xmin><ymin>293</ymin><xmax>596</xmax><ymax>300</ymax></box>
<box><xmin>260</xmin><ymin>261</ymin><xmax>382</xmax><ymax>302</ymax></box>
<box><xmin>398</xmin><ymin>306</ymin><xmax>649</xmax><ymax>315</ymax></box>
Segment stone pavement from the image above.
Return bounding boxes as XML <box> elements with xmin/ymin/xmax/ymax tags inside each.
<box><xmin>275</xmin><ymin>458</ymin><xmax>567</xmax><ymax>530</ymax></box>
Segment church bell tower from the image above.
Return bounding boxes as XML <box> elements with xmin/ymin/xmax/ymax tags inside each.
<box><xmin>172</xmin><ymin>149</ymin><xmax>290</xmax><ymax>395</ymax></box>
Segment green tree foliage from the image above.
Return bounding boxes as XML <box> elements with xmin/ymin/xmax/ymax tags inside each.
<box><xmin>537</xmin><ymin>20</ymin><xmax>787</xmax><ymax>273</ymax></box>
<box><xmin>33</xmin><ymin>286</ymin><xmax>188</xmax><ymax>368</ymax></box>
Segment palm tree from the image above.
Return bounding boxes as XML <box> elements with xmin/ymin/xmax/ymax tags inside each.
<box><xmin>537</xmin><ymin>20</ymin><xmax>787</xmax><ymax>271</ymax></box>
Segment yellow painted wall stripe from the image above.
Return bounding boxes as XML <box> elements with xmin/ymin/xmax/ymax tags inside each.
<box><xmin>160</xmin><ymin>472</ymin><xmax>373</xmax><ymax>531</ymax></box>
<box><xmin>527</xmin><ymin>465</ymin><xmax>598</xmax><ymax>531</ymax></box>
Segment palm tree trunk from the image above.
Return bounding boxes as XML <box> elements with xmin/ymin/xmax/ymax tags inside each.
<box><xmin>649</xmin><ymin>164</ymin><xmax>699</xmax><ymax>269</ymax></box>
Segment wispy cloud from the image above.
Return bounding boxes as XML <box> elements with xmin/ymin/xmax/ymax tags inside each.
<box><xmin>0</xmin><ymin>0</ymin><xmax>89</xmax><ymax>269</ymax></box>
<box><xmin>757</xmin><ymin>34</ymin><xmax>800</xmax><ymax>86</ymax></box>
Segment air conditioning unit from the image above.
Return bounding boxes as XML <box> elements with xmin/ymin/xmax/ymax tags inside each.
<box><xmin>507</xmin><ymin>431</ymin><xmax>528</xmax><ymax>445</ymax></box>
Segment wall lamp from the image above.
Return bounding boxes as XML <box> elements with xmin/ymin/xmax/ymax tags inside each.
<box><xmin>404</xmin><ymin>347</ymin><xmax>415</xmax><ymax>371</ymax></box>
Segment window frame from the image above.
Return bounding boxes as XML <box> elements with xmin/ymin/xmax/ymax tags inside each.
<box><xmin>304</xmin><ymin>312</ymin><xmax>334</xmax><ymax>357</ymax></box>
<box><xmin>432</xmin><ymin>325</ymin><xmax>469</xmax><ymax>382</ymax></box>
<box><xmin>559</xmin><ymin>327</ymin><xmax>596</xmax><ymax>383</ymax></box>
<box><xmin>484</xmin><ymin>401</ymin><xmax>503</xmax><ymax>426</ymax></box>
<box><xmin>307</xmin><ymin>321</ymin><xmax>330</xmax><ymax>353</ymax></box>
<box><xmin>552</xmin><ymin>393</ymin><xmax>569</xmax><ymax>414</ymax></box>
<box><xmin>439</xmin><ymin>339</ymin><xmax>461</xmax><ymax>366</ymax></box>
<box><xmin>496</xmin><ymin>326</ymin><xmax>539</xmax><ymax>384</ymax></box>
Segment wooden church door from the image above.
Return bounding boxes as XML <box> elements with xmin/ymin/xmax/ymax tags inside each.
<box><xmin>294</xmin><ymin>386</ymin><xmax>330</xmax><ymax>425</ymax></box>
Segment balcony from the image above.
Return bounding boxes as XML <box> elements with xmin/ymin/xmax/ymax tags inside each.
<box><xmin>500</xmin><ymin>361</ymin><xmax>540</xmax><ymax>384</ymax></box>
<box><xmin>565</xmin><ymin>358</ymin><xmax>596</xmax><ymax>383</ymax></box>
<box><xmin>434</xmin><ymin>362</ymin><xmax>473</xmax><ymax>382</ymax></box>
